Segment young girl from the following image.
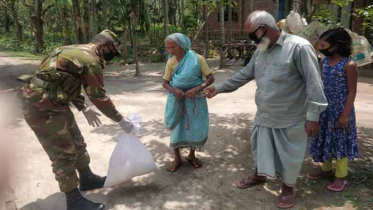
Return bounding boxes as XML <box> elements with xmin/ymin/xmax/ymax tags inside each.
<box><xmin>163</xmin><ymin>33</ymin><xmax>214</xmax><ymax>172</ymax></box>
<box><xmin>308</xmin><ymin>28</ymin><xmax>358</xmax><ymax>192</ymax></box>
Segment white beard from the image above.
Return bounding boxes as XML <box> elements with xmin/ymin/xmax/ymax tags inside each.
<box><xmin>257</xmin><ymin>37</ymin><xmax>270</xmax><ymax>52</ymax></box>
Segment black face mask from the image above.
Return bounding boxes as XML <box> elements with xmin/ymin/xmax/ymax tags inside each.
<box><xmin>249</xmin><ymin>26</ymin><xmax>267</xmax><ymax>44</ymax></box>
<box><xmin>319</xmin><ymin>46</ymin><xmax>333</xmax><ymax>57</ymax></box>
<box><xmin>100</xmin><ymin>45</ymin><xmax>115</xmax><ymax>61</ymax></box>
<box><xmin>104</xmin><ymin>53</ymin><xmax>115</xmax><ymax>61</ymax></box>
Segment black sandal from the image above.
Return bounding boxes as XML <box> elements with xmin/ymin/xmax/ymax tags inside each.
<box><xmin>185</xmin><ymin>157</ymin><xmax>203</xmax><ymax>168</ymax></box>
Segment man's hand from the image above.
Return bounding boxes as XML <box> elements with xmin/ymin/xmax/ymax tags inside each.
<box><xmin>118</xmin><ymin>118</ymin><xmax>133</xmax><ymax>133</ymax></box>
<box><xmin>186</xmin><ymin>87</ymin><xmax>200</xmax><ymax>98</ymax></box>
<box><xmin>305</xmin><ymin>121</ymin><xmax>320</xmax><ymax>138</ymax></box>
<box><xmin>202</xmin><ymin>86</ymin><xmax>218</xmax><ymax>98</ymax></box>
<box><xmin>172</xmin><ymin>88</ymin><xmax>185</xmax><ymax>99</ymax></box>
<box><xmin>336</xmin><ymin>116</ymin><xmax>348</xmax><ymax>129</ymax></box>
<box><xmin>82</xmin><ymin>107</ymin><xmax>102</xmax><ymax>127</ymax></box>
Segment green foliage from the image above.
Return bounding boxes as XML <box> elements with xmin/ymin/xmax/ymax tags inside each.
<box><xmin>331</xmin><ymin>0</ymin><xmax>353</xmax><ymax>7</ymax></box>
<box><xmin>312</xmin><ymin>4</ymin><xmax>338</xmax><ymax>25</ymax></box>
<box><xmin>0</xmin><ymin>32</ymin><xmax>64</xmax><ymax>56</ymax></box>
<box><xmin>182</xmin><ymin>15</ymin><xmax>199</xmax><ymax>32</ymax></box>
<box><xmin>311</xmin><ymin>0</ymin><xmax>354</xmax><ymax>27</ymax></box>
<box><xmin>150</xmin><ymin>24</ymin><xmax>183</xmax><ymax>36</ymax></box>
<box><xmin>110</xmin><ymin>0</ymin><xmax>150</xmax><ymax>33</ymax></box>
<box><xmin>147</xmin><ymin>24</ymin><xmax>182</xmax><ymax>47</ymax></box>
<box><xmin>355</xmin><ymin>5</ymin><xmax>373</xmax><ymax>33</ymax></box>
<box><xmin>342</xmin><ymin>192</ymin><xmax>359</xmax><ymax>208</ymax></box>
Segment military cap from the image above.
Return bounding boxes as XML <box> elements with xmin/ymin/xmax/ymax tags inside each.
<box><xmin>99</xmin><ymin>29</ymin><xmax>122</xmax><ymax>56</ymax></box>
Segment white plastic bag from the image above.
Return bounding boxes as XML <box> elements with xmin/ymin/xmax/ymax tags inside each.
<box><xmin>286</xmin><ymin>11</ymin><xmax>307</xmax><ymax>35</ymax></box>
<box><xmin>104</xmin><ymin>115</ymin><xmax>157</xmax><ymax>188</ymax></box>
<box><xmin>298</xmin><ymin>21</ymin><xmax>332</xmax><ymax>47</ymax></box>
<box><xmin>345</xmin><ymin>29</ymin><xmax>373</xmax><ymax>67</ymax></box>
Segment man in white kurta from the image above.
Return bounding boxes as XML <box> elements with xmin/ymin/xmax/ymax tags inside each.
<box><xmin>204</xmin><ymin>11</ymin><xmax>328</xmax><ymax>208</ymax></box>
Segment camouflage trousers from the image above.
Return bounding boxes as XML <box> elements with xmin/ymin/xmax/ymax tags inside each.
<box><xmin>22</xmin><ymin>101</ymin><xmax>90</xmax><ymax>192</ymax></box>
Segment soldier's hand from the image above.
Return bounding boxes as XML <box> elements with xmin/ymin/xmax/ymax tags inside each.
<box><xmin>118</xmin><ymin>118</ymin><xmax>133</xmax><ymax>133</ymax></box>
<box><xmin>82</xmin><ymin>107</ymin><xmax>102</xmax><ymax>127</ymax></box>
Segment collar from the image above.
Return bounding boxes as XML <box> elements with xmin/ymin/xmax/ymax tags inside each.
<box><xmin>267</xmin><ymin>30</ymin><xmax>286</xmax><ymax>51</ymax></box>
<box><xmin>274</xmin><ymin>30</ymin><xmax>286</xmax><ymax>47</ymax></box>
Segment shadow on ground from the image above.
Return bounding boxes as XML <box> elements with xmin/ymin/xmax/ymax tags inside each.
<box><xmin>2</xmin><ymin>56</ymin><xmax>372</xmax><ymax>210</ymax></box>
<box><xmin>18</xmin><ymin>111</ymin><xmax>373</xmax><ymax>210</ymax></box>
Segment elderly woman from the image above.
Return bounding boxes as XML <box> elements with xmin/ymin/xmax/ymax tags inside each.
<box><xmin>163</xmin><ymin>33</ymin><xmax>214</xmax><ymax>172</ymax></box>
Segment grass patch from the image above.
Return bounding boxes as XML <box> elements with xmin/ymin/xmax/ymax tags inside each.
<box><xmin>0</xmin><ymin>32</ymin><xmax>63</xmax><ymax>58</ymax></box>
<box><xmin>0</xmin><ymin>48</ymin><xmax>42</xmax><ymax>60</ymax></box>
<box><xmin>343</xmin><ymin>191</ymin><xmax>359</xmax><ymax>208</ymax></box>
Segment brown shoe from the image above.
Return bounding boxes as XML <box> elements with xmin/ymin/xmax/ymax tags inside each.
<box><xmin>236</xmin><ymin>175</ymin><xmax>266</xmax><ymax>189</ymax></box>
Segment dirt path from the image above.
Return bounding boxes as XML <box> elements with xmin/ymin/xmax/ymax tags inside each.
<box><xmin>0</xmin><ymin>53</ymin><xmax>372</xmax><ymax>210</ymax></box>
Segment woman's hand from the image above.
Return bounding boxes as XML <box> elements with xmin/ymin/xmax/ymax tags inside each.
<box><xmin>172</xmin><ymin>88</ymin><xmax>185</xmax><ymax>99</ymax></box>
<box><xmin>336</xmin><ymin>116</ymin><xmax>349</xmax><ymax>129</ymax></box>
<box><xmin>186</xmin><ymin>87</ymin><xmax>201</xmax><ymax>98</ymax></box>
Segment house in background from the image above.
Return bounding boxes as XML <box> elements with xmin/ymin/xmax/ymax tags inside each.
<box><xmin>204</xmin><ymin>0</ymin><xmax>372</xmax><ymax>42</ymax></box>
<box><xmin>207</xmin><ymin>0</ymin><xmax>290</xmax><ymax>33</ymax></box>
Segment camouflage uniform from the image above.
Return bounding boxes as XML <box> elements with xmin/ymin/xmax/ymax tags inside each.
<box><xmin>18</xmin><ymin>31</ymin><xmax>123</xmax><ymax>192</ymax></box>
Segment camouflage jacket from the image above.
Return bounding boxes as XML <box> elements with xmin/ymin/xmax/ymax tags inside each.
<box><xmin>19</xmin><ymin>44</ymin><xmax>123</xmax><ymax>122</ymax></box>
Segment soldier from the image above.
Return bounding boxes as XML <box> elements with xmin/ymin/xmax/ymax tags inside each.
<box><xmin>17</xmin><ymin>30</ymin><xmax>133</xmax><ymax>210</ymax></box>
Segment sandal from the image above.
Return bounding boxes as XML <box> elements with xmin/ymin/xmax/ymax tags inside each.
<box><xmin>166</xmin><ymin>161</ymin><xmax>183</xmax><ymax>172</ymax></box>
<box><xmin>277</xmin><ymin>187</ymin><xmax>297</xmax><ymax>209</ymax></box>
<box><xmin>327</xmin><ymin>179</ymin><xmax>347</xmax><ymax>192</ymax></box>
<box><xmin>236</xmin><ymin>175</ymin><xmax>266</xmax><ymax>189</ymax></box>
<box><xmin>307</xmin><ymin>169</ymin><xmax>333</xmax><ymax>180</ymax></box>
<box><xmin>185</xmin><ymin>157</ymin><xmax>203</xmax><ymax>168</ymax></box>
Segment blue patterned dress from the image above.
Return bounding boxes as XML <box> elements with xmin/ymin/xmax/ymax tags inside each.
<box><xmin>310</xmin><ymin>57</ymin><xmax>358</xmax><ymax>162</ymax></box>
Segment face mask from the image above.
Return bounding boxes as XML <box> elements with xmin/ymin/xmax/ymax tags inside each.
<box><xmin>319</xmin><ymin>46</ymin><xmax>333</xmax><ymax>57</ymax></box>
<box><xmin>249</xmin><ymin>26</ymin><xmax>267</xmax><ymax>44</ymax></box>
<box><xmin>104</xmin><ymin>53</ymin><xmax>115</xmax><ymax>61</ymax></box>
<box><xmin>100</xmin><ymin>45</ymin><xmax>115</xmax><ymax>61</ymax></box>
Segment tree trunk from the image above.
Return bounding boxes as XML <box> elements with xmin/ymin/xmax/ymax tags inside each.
<box><xmin>102</xmin><ymin>0</ymin><xmax>108</xmax><ymax>29</ymax></box>
<box><xmin>177</xmin><ymin>0</ymin><xmax>181</xmax><ymax>26</ymax></box>
<box><xmin>203</xmin><ymin>0</ymin><xmax>209</xmax><ymax>58</ymax></box>
<box><xmin>219</xmin><ymin>3</ymin><xmax>226</xmax><ymax>69</ymax></box>
<box><xmin>130</xmin><ymin>24</ymin><xmax>140</xmax><ymax>77</ymax></box>
<box><xmin>33</xmin><ymin>0</ymin><xmax>45</xmax><ymax>53</ymax></box>
<box><xmin>228</xmin><ymin>2</ymin><xmax>232</xmax><ymax>44</ymax></box>
<box><xmin>163</xmin><ymin>0</ymin><xmax>169</xmax><ymax>61</ymax></box>
<box><xmin>248</xmin><ymin>0</ymin><xmax>253</xmax><ymax>15</ymax></box>
<box><xmin>169</xmin><ymin>0</ymin><xmax>177</xmax><ymax>25</ymax></box>
<box><xmin>168</xmin><ymin>0</ymin><xmax>173</xmax><ymax>25</ymax></box>
<box><xmin>83</xmin><ymin>0</ymin><xmax>91</xmax><ymax>43</ymax></box>
<box><xmin>91</xmin><ymin>0</ymin><xmax>98</xmax><ymax>37</ymax></box>
<box><xmin>72</xmin><ymin>0</ymin><xmax>84</xmax><ymax>44</ymax></box>
<box><xmin>181</xmin><ymin>0</ymin><xmax>185</xmax><ymax>28</ymax></box>
<box><xmin>59</xmin><ymin>5</ymin><xmax>71</xmax><ymax>45</ymax></box>
<box><xmin>122</xmin><ymin>27</ymin><xmax>128</xmax><ymax>65</ymax></box>
<box><xmin>8</xmin><ymin>0</ymin><xmax>23</xmax><ymax>41</ymax></box>
<box><xmin>4</xmin><ymin>11</ymin><xmax>10</xmax><ymax>34</ymax></box>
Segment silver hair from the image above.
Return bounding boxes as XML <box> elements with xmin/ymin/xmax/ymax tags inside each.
<box><xmin>248</xmin><ymin>11</ymin><xmax>279</xmax><ymax>31</ymax></box>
